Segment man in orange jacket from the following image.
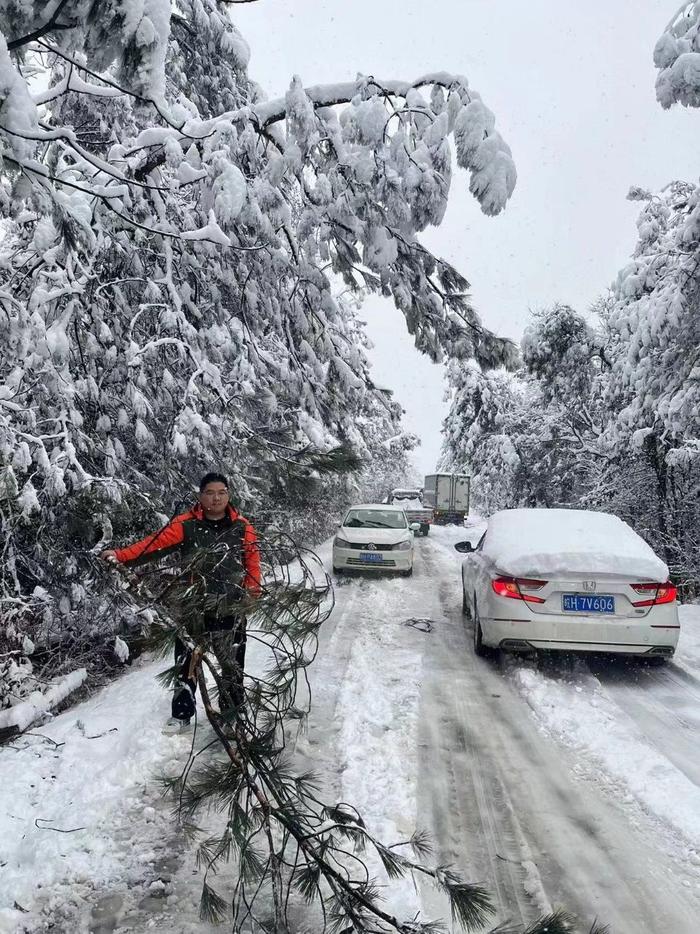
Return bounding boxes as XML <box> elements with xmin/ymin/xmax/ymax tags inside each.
<box><xmin>101</xmin><ymin>472</ymin><xmax>261</xmax><ymax>729</ymax></box>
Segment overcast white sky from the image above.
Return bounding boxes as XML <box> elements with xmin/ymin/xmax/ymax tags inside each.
<box><xmin>234</xmin><ymin>0</ymin><xmax>697</xmax><ymax>476</ymax></box>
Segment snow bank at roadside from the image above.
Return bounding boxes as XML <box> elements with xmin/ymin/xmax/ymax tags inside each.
<box><xmin>511</xmin><ymin>661</ymin><xmax>700</xmax><ymax>848</ymax></box>
<box><xmin>0</xmin><ymin>659</ymin><xmax>196</xmax><ymax>931</ymax></box>
<box><xmin>676</xmin><ymin>604</ymin><xmax>700</xmax><ymax>673</ymax></box>
<box><xmin>508</xmin><ymin>605</ymin><xmax>700</xmax><ymax>853</ymax></box>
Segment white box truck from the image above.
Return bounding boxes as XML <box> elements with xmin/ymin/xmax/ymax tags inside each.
<box><xmin>423</xmin><ymin>473</ymin><xmax>470</xmax><ymax>525</ymax></box>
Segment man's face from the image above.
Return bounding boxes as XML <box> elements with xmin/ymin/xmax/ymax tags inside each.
<box><xmin>199</xmin><ymin>482</ymin><xmax>230</xmax><ymax>518</ymax></box>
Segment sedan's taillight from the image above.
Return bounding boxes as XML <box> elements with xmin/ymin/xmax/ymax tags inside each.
<box><xmin>492</xmin><ymin>576</ymin><xmax>547</xmax><ymax>604</ymax></box>
<box><xmin>631</xmin><ymin>582</ymin><xmax>677</xmax><ymax>607</ymax></box>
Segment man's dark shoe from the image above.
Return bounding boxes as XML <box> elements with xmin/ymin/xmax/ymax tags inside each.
<box><xmin>172</xmin><ymin>682</ymin><xmax>196</xmax><ymax>720</ymax></box>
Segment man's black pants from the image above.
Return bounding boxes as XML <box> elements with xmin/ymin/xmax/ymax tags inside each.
<box><xmin>173</xmin><ymin>614</ymin><xmax>247</xmax><ymax>719</ymax></box>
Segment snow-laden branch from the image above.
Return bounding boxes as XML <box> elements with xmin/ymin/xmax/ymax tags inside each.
<box><xmin>654</xmin><ymin>1</ymin><xmax>700</xmax><ymax>108</ymax></box>
<box><xmin>253</xmin><ymin>72</ymin><xmax>471</xmax><ymax>128</ymax></box>
<box><xmin>6</xmin><ymin>0</ymin><xmax>75</xmax><ymax>51</ymax></box>
<box><xmin>33</xmin><ymin>68</ymin><xmax>125</xmax><ymax>106</ymax></box>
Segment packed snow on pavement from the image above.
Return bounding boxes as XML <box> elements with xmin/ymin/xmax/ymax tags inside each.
<box><xmin>2</xmin><ymin>524</ymin><xmax>700</xmax><ymax>933</ymax></box>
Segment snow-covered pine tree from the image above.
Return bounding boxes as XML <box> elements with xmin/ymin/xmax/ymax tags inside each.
<box><xmin>601</xmin><ymin>180</ymin><xmax>700</xmax><ymax>585</ymax></box>
<box><xmin>654</xmin><ymin>1</ymin><xmax>700</xmax><ymax>108</ymax></box>
<box><xmin>0</xmin><ymin>6</ymin><xmax>517</xmax><ymax>717</ymax></box>
<box><xmin>441</xmin><ymin>362</ymin><xmax>530</xmax><ymax>512</ymax></box>
<box><xmin>441</xmin><ymin>305</ymin><xmax>609</xmax><ymax>514</ymax></box>
<box><xmin>590</xmin><ymin>2</ymin><xmax>700</xmax><ymax>585</ymax></box>
<box><xmin>605</xmin><ymin>181</ymin><xmax>700</xmax><ymax>461</ymax></box>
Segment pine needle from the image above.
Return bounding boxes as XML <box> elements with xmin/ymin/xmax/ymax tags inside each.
<box><xmin>375</xmin><ymin>842</ymin><xmax>408</xmax><ymax>880</ymax></box>
<box><xmin>444</xmin><ymin>880</ymin><xmax>495</xmax><ymax>931</ymax></box>
<box><xmin>409</xmin><ymin>828</ymin><xmax>434</xmax><ymax>859</ymax></box>
<box><xmin>293</xmin><ymin>862</ymin><xmax>321</xmax><ymax>903</ymax></box>
<box><xmin>403</xmin><ymin>921</ymin><xmax>449</xmax><ymax>934</ymax></box>
<box><xmin>199</xmin><ymin>881</ymin><xmax>229</xmax><ymax>924</ymax></box>
<box><xmin>522</xmin><ymin>909</ymin><xmax>577</xmax><ymax>934</ymax></box>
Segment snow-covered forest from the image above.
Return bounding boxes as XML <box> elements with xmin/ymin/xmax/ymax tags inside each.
<box><xmin>0</xmin><ymin>0</ymin><xmax>517</xmax><ymax>713</ymax></box>
<box><xmin>442</xmin><ymin>4</ymin><xmax>700</xmax><ymax>595</ymax></box>
<box><xmin>1</xmin><ymin>3</ymin><xmax>700</xmax><ymax>933</ymax></box>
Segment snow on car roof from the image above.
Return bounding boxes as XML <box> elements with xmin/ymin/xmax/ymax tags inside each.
<box><xmin>483</xmin><ymin>508</ymin><xmax>669</xmax><ymax>580</ymax></box>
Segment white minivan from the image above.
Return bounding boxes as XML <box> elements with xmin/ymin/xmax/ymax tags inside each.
<box><xmin>455</xmin><ymin>508</ymin><xmax>680</xmax><ymax>662</ymax></box>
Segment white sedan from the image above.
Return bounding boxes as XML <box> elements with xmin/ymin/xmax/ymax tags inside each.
<box><xmin>455</xmin><ymin>508</ymin><xmax>680</xmax><ymax>662</ymax></box>
<box><xmin>333</xmin><ymin>504</ymin><xmax>418</xmax><ymax>576</ymax></box>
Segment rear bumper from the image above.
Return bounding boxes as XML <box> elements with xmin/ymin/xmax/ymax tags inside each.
<box><xmin>332</xmin><ymin>546</ymin><xmax>413</xmax><ymax>572</ymax></box>
<box><xmin>433</xmin><ymin>511</ymin><xmax>466</xmax><ymax>525</ymax></box>
<box><xmin>481</xmin><ymin>614</ymin><xmax>680</xmax><ymax>655</ymax></box>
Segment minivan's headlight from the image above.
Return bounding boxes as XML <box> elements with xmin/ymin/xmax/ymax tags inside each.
<box><xmin>334</xmin><ymin>536</ymin><xmax>352</xmax><ymax>549</ymax></box>
<box><xmin>395</xmin><ymin>539</ymin><xmax>412</xmax><ymax>551</ymax></box>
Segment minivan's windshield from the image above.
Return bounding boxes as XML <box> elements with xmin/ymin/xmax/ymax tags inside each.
<box><xmin>343</xmin><ymin>509</ymin><xmax>408</xmax><ymax>530</ymax></box>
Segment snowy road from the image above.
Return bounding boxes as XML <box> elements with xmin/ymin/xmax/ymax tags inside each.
<box><xmin>304</xmin><ymin>526</ymin><xmax>700</xmax><ymax>933</ymax></box>
<box><xmin>2</xmin><ymin>525</ymin><xmax>700</xmax><ymax>932</ymax></box>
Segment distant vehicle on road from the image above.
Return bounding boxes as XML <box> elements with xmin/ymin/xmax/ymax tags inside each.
<box><xmin>423</xmin><ymin>473</ymin><xmax>470</xmax><ymax>525</ymax></box>
<box><xmin>386</xmin><ymin>488</ymin><xmax>433</xmax><ymax>536</ymax></box>
<box><xmin>455</xmin><ymin>508</ymin><xmax>679</xmax><ymax>662</ymax></box>
<box><xmin>333</xmin><ymin>504</ymin><xmax>419</xmax><ymax>577</ymax></box>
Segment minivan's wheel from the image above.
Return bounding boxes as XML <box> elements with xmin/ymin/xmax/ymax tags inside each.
<box><xmin>402</xmin><ymin>567</ymin><xmax>414</xmax><ymax>577</ymax></box>
<box><xmin>473</xmin><ymin>609</ymin><xmax>495</xmax><ymax>659</ymax></box>
<box><xmin>461</xmin><ymin>586</ymin><xmax>471</xmax><ymax>618</ymax></box>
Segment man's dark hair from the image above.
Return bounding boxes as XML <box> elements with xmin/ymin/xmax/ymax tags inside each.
<box><xmin>199</xmin><ymin>472</ymin><xmax>229</xmax><ymax>491</ymax></box>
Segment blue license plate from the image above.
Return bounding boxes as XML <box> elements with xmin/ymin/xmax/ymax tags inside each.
<box><xmin>360</xmin><ymin>552</ymin><xmax>383</xmax><ymax>563</ymax></box>
<box><xmin>562</xmin><ymin>594</ymin><xmax>615</xmax><ymax>614</ymax></box>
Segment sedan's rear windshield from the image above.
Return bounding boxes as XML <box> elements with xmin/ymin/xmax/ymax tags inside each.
<box><xmin>344</xmin><ymin>509</ymin><xmax>408</xmax><ymax>529</ymax></box>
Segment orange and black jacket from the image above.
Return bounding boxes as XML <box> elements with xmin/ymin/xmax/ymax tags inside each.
<box><xmin>114</xmin><ymin>504</ymin><xmax>261</xmax><ymax>597</ymax></box>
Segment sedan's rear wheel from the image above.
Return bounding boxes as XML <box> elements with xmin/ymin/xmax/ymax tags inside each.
<box><xmin>473</xmin><ymin>608</ymin><xmax>496</xmax><ymax>659</ymax></box>
<box><xmin>402</xmin><ymin>567</ymin><xmax>413</xmax><ymax>577</ymax></box>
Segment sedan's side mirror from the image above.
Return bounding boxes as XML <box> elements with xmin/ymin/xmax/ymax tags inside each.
<box><xmin>409</xmin><ymin>522</ymin><xmax>421</xmax><ymax>532</ymax></box>
<box><xmin>454</xmin><ymin>540</ymin><xmax>473</xmax><ymax>554</ymax></box>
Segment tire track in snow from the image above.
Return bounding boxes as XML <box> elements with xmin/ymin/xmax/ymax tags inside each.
<box><xmin>586</xmin><ymin>659</ymin><xmax>700</xmax><ymax>788</ymax></box>
<box><xmin>416</xmin><ymin>543</ymin><xmax>539</xmax><ymax>929</ymax></box>
<box><xmin>650</xmin><ymin>661</ymin><xmax>700</xmax><ymax>704</ymax></box>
